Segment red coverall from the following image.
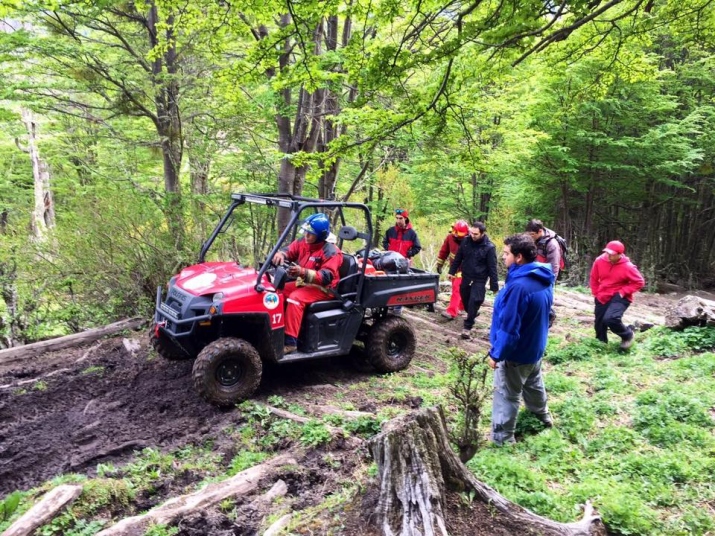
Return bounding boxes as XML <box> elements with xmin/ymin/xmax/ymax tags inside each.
<box><xmin>436</xmin><ymin>233</ymin><xmax>465</xmax><ymax>318</ymax></box>
<box><xmin>281</xmin><ymin>239</ymin><xmax>343</xmax><ymax>339</ymax></box>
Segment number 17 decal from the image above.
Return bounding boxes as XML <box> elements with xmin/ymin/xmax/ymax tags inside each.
<box><xmin>271</xmin><ymin>313</ymin><xmax>282</xmax><ymax>325</ymax></box>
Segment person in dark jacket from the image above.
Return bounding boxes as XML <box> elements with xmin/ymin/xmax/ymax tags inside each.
<box><xmin>589</xmin><ymin>240</ymin><xmax>645</xmax><ymax>349</ymax></box>
<box><xmin>383</xmin><ymin>208</ymin><xmax>421</xmax><ymax>315</ymax></box>
<box><xmin>448</xmin><ymin>221</ymin><xmax>499</xmax><ymax>339</ymax></box>
<box><xmin>488</xmin><ymin>233</ymin><xmax>555</xmax><ymax>446</ymax></box>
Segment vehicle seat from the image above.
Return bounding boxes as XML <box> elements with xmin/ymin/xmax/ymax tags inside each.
<box><xmin>336</xmin><ymin>254</ymin><xmax>358</xmax><ymax>296</ymax></box>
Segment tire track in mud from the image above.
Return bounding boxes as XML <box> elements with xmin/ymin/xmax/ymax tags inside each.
<box><xmin>0</xmin><ymin>339</ymin><xmax>233</xmax><ymax>495</ymax></box>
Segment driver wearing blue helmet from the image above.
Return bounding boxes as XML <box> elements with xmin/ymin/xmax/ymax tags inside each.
<box><xmin>272</xmin><ymin>213</ymin><xmax>343</xmax><ymax>354</ymax></box>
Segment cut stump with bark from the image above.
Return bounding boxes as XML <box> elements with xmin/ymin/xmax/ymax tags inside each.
<box><xmin>368</xmin><ymin>406</ymin><xmax>603</xmax><ymax>536</ymax></box>
<box><xmin>665</xmin><ymin>295</ymin><xmax>715</xmax><ymax>329</ymax></box>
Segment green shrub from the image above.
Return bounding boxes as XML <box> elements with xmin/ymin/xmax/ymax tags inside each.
<box><xmin>544</xmin><ymin>338</ymin><xmax>604</xmax><ymax>365</ymax></box>
<box><xmin>584</xmin><ymin>426</ymin><xmax>642</xmax><ymax>455</ymax></box>
<box><xmin>228</xmin><ymin>451</ymin><xmax>269</xmax><ymax>476</ymax></box>
<box><xmin>569</xmin><ymin>478</ymin><xmax>660</xmax><ymax>535</ymax></box>
<box><xmin>299</xmin><ymin>421</ymin><xmax>332</xmax><ymax>447</ymax></box>
<box><xmin>643</xmin><ymin>327</ymin><xmax>715</xmax><ymax>358</ymax></box>
<box><xmin>550</xmin><ymin>397</ymin><xmax>596</xmax><ymax>442</ymax></box>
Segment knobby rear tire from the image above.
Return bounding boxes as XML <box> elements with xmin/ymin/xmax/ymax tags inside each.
<box><xmin>366</xmin><ymin>316</ymin><xmax>416</xmax><ymax>373</ymax></box>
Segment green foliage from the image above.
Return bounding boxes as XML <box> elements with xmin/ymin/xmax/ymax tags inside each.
<box><xmin>643</xmin><ymin>326</ymin><xmax>715</xmax><ymax>358</ymax></box>
<box><xmin>444</xmin><ymin>347</ymin><xmax>490</xmax><ymax>461</ymax></box>
<box><xmin>549</xmin><ymin>396</ymin><xmax>596</xmax><ymax>443</ymax></box>
<box><xmin>633</xmin><ymin>388</ymin><xmax>714</xmax><ymax>448</ymax></box>
<box><xmin>299</xmin><ymin>421</ymin><xmax>332</xmax><ymax>447</ymax></box>
<box><xmin>569</xmin><ymin>478</ymin><xmax>659</xmax><ymax>535</ymax></box>
<box><xmin>144</xmin><ymin>524</ymin><xmax>179</xmax><ymax>536</ymax></box>
<box><xmin>227</xmin><ymin>451</ymin><xmax>269</xmax><ymax>476</ymax></box>
<box><xmin>543</xmin><ymin>338</ymin><xmax>605</xmax><ymax>365</ymax></box>
<box><xmin>343</xmin><ymin>416</ymin><xmax>382</xmax><ymax>438</ymax></box>
<box><xmin>0</xmin><ymin>491</ymin><xmax>21</xmax><ymax>522</ymax></box>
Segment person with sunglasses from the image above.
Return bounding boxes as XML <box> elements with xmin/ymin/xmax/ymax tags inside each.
<box><xmin>382</xmin><ymin>208</ymin><xmax>422</xmax><ymax>315</ymax></box>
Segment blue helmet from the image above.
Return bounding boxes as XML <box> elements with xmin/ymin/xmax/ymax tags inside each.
<box><xmin>300</xmin><ymin>213</ymin><xmax>330</xmax><ymax>241</ymax></box>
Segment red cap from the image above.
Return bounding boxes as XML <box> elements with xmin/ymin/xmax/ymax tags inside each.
<box><xmin>603</xmin><ymin>240</ymin><xmax>625</xmax><ymax>255</ymax></box>
<box><xmin>395</xmin><ymin>208</ymin><xmax>409</xmax><ymax>219</ymax></box>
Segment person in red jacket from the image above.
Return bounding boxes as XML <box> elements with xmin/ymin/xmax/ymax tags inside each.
<box><xmin>589</xmin><ymin>240</ymin><xmax>645</xmax><ymax>349</ymax></box>
<box><xmin>273</xmin><ymin>213</ymin><xmax>343</xmax><ymax>354</ymax></box>
<box><xmin>382</xmin><ymin>208</ymin><xmax>421</xmax><ymax>315</ymax></box>
<box><xmin>382</xmin><ymin>208</ymin><xmax>421</xmax><ymax>261</ymax></box>
<box><xmin>435</xmin><ymin>220</ymin><xmax>468</xmax><ymax>320</ymax></box>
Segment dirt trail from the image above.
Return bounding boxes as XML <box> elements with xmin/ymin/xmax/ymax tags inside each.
<box><xmin>0</xmin><ymin>287</ymin><xmax>687</xmax><ymax>496</ymax></box>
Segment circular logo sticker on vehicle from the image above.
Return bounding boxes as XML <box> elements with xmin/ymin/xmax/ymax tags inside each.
<box><xmin>263</xmin><ymin>292</ymin><xmax>280</xmax><ymax>310</ymax></box>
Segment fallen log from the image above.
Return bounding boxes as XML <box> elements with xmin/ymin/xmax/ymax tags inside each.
<box><xmin>368</xmin><ymin>406</ymin><xmax>603</xmax><ymax>536</ymax></box>
<box><xmin>665</xmin><ymin>295</ymin><xmax>715</xmax><ymax>329</ymax></box>
<box><xmin>0</xmin><ymin>318</ymin><xmax>145</xmax><ymax>364</ymax></box>
<box><xmin>1</xmin><ymin>484</ymin><xmax>83</xmax><ymax>536</ymax></box>
<box><xmin>94</xmin><ymin>452</ymin><xmax>297</xmax><ymax>536</ymax></box>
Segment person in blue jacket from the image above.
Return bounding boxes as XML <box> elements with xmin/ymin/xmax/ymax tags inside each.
<box><xmin>488</xmin><ymin>233</ymin><xmax>555</xmax><ymax>446</ymax></box>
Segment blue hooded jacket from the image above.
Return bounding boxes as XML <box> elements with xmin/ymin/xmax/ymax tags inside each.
<box><xmin>489</xmin><ymin>262</ymin><xmax>554</xmax><ymax>364</ymax></box>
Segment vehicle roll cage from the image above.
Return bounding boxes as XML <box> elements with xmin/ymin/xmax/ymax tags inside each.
<box><xmin>197</xmin><ymin>193</ymin><xmax>374</xmax><ymax>295</ymax></box>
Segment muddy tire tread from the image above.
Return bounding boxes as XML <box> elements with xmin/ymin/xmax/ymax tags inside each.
<box><xmin>192</xmin><ymin>338</ymin><xmax>262</xmax><ymax>406</ymax></box>
<box><xmin>366</xmin><ymin>316</ymin><xmax>416</xmax><ymax>372</ymax></box>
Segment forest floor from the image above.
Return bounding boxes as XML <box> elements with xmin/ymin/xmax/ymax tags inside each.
<box><xmin>0</xmin><ymin>285</ymin><xmax>710</xmax><ymax>535</ymax></box>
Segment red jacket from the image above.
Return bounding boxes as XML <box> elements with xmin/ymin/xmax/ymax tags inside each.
<box><xmin>285</xmin><ymin>239</ymin><xmax>342</xmax><ymax>288</ymax></box>
<box><xmin>382</xmin><ymin>224</ymin><xmax>421</xmax><ymax>258</ymax></box>
<box><xmin>436</xmin><ymin>233</ymin><xmax>463</xmax><ymax>274</ymax></box>
<box><xmin>589</xmin><ymin>253</ymin><xmax>645</xmax><ymax>304</ymax></box>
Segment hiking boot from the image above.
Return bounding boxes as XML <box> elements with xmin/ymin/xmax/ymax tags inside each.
<box><xmin>441</xmin><ymin>311</ymin><xmax>454</xmax><ymax>320</ymax></box>
<box><xmin>620</xmin><ymin>333</ymin><xmax>634</xmax><ymax>350</ymax></box>
<box><xmin>284</xmin><ymin>336</ymin><xmax>298</xmax><ymax>355</ymax></box>
<box><xmin>461</xmin><ymin>329</ymin><xmax>471</xmax><ymax>340</ymax></box>
<box><xmin>538</xmin><ymin>413</ymin><xmax>554</xmax><ymax>428</ymax></box>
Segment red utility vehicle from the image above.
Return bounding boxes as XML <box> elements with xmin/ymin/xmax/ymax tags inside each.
<box><xmin>152</xmin><ymin>193</ymin><xmax>438</xmax><ymax>406</ymax></box>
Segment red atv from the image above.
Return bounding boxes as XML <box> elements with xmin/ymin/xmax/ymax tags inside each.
<box><xmin>152</xmin><ymin>193</ymin><xmax>438</xmax><ymax>406</ymax></box>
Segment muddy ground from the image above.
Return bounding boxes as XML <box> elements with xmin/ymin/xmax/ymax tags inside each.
<box><xmin>0</xmin><ymin>286</ymin><xmax>700</xmax><ymax>533</ymax></box>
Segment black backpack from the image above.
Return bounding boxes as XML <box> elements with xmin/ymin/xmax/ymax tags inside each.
<box><xmin>543</xmin><ymin>234</ymin><xmax>569</xmax><ymax>279</ymax></box>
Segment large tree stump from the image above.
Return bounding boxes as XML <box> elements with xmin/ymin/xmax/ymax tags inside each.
<box><xmin>368</xmin><ymin>407</ymin><xmax>602</xmax><ymax>536</ymax></box>
<box><xmin>665</xmin><ymin>295</ymin><xmax>715</xmax><ymax>329</ymax></box>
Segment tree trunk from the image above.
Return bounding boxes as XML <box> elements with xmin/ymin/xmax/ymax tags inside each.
<box><xmin>665</xmin><ymin>295</ymin><xmax>715</xmax><ymax>329</ymax></box>
<box><xmin>368</xmin><ymin>406</ymin><xmax>603</xmax><ymax>536</ymax></box>
<box><xmin>147</xmin><ymin>3</ymin><xmax>184</xmax><ymax>248</ymax></box>
<box><xmin>20</xmin><ymin>108</ymin><xmax>55</xmax><ymax>239</ymax></box>
<box><xmin>0</xmin><ymin>256</ymin><xmax>24</xmax><ymax>348</ymax></box>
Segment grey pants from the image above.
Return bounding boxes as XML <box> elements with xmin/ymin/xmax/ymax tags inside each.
<box><xmin>491</xmin><ymin>359</ymin><xmax>548</xmax><ymax>445</ymax></box>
